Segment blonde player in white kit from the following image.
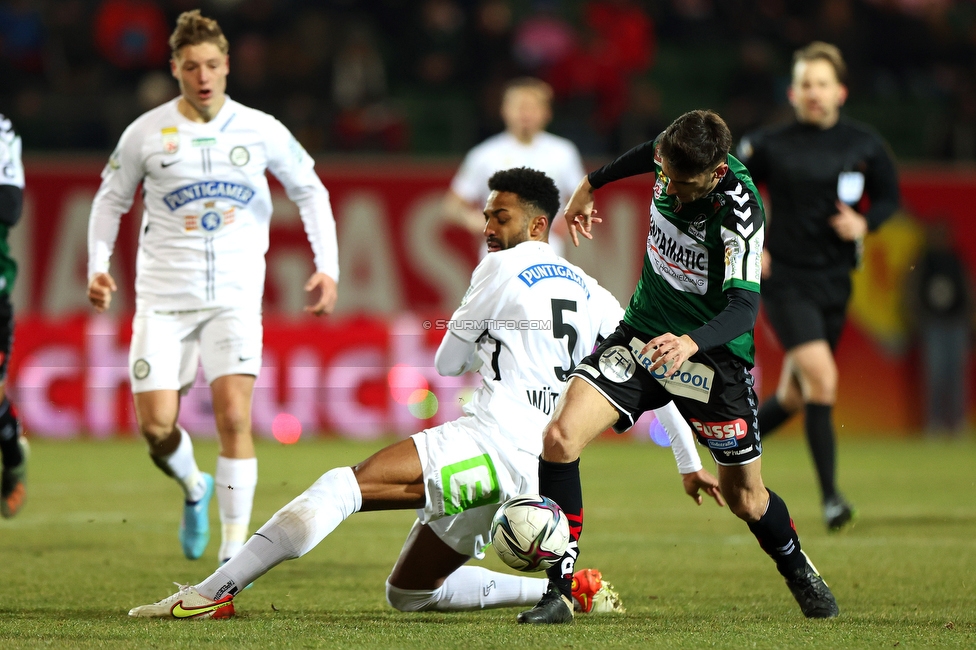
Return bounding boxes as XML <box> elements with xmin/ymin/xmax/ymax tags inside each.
<box><xmin>443</xmin><ymin>78</ymin><xmax>585</xmax><ymax>254</ymax></box>
<box><xmin>129</xmin><ymin>168</ymin><xmax>722</xmax><ymax>620</ymax></box>
<box><xmin>86</xmin><ymin>11</ymin><xmax>339</xmax><ymax>565</ymax></box>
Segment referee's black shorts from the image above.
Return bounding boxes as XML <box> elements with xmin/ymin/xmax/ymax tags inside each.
<box><xmin>570</xmin><ymin>322</ymin><xmax>762</xmax><ymax>466</ymax></box>
<box><xmin>762</xmin><ymin>263</ymin><xmax>851</xmax><ymax>351</ymax></box>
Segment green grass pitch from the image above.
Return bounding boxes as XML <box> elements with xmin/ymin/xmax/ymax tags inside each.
<box><xmin>1</xmin><ymin>434</ymin><xmax>974</xmax><ymax>649</ymax></box>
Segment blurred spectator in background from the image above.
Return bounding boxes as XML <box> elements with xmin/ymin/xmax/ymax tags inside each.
<box><xmin>906</xmin><ymin>221</ymin><xmax>974</xmax><ymax>436</ymax></box>
<box><xmin>542</xmin><ymin>0</ymin><xmax>655</xmax><ymax>154</ymax></box>
<box><xmin>3</xmin><ymin>0</ymin><xmax>976</xmax><ymax>158</ymax></box>
<box><xmin>93</xmin><ymin>0</ymin><xmax>170</xmax><ymax>72</ymax></box>
<box><xmin>442</xmin><ymin>77</ymin><xmax>584</xmax><ymax>255</ymax></box>
<box><xmin>469</xmin><ymin>0</ymin><xmax>522</xmax><ymax>142</ymax></box>
<box><xmin>332</xmin><ymin>22</ymin><xmax>407</xmax><ymax>152</ymax></box>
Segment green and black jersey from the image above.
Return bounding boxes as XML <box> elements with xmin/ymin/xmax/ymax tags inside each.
<box><xmin>588</xmin><ymin>139</ymin><xmax>765</xmax><ymax>364</ymax></box>
<box><xmin>0</xmin><ymin>114</ymin><xmax>25</xmax><ymax>297</ymax></box>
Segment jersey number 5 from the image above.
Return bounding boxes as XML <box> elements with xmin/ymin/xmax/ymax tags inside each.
<box><xmin>551</xmin><ymin>299</ymin><xmax>578</xmax><ymax>381</ymax></box>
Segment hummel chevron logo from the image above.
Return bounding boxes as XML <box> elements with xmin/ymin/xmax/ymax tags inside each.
<box><xmin>170</xmin><ymin>598</ymin><xmax>232</xmax><ymax>619</ymax></box>
<box><xmin>725</xmin><ymin>183</ymin><xmax>749</xmax><ymax>206</ymax></box>
<box><xmin>733</xmin><ymin>206</ymin><xmax>754</xmax><ymax>238</ymax></box>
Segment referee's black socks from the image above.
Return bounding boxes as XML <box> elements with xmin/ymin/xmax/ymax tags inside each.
<box><xmin>804</xmin><ymin>402</ymin><xmax>838</xmax><ymax>502</ymax></box>
<box><xmin>539</xmin><ymin>456</ymin><xmax>582</xmax><ymax>599</ymax></box>
<box><xmin>758</xmin><ymin>396</ymin><xmax>794</xmax><ymax>438</ymax></box>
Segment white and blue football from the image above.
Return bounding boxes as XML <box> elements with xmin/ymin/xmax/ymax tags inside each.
<box><xmin>490</xmin><ymin>494</ymin><xmax>570</xmax><ymax>572</ymax></box>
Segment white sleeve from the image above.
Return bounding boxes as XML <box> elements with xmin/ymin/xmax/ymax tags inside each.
<box><xmin>88</xmin><ymin>123</ymin><xmax>145</xmax><ymax>279</ymax></box>
<box><xmin>448</xmin><ymin>147</ymin><xmax>486</xmax><ymax>205</ymax></box>
<box><xmin>0</xmin><ymin>115</ymin><xmax>25</xmax><ymax>189</ymax></box>
<box><xmin>434</xmin><ymin>331</ymin><xmax>481</xmax><ymax>376</ymax></box>
<box><xmin>265</xmin><ymin>119</ymin><xmax>339</xmax><ymax>281</ymax></box>
<box><xmin>447</xmin><ymin>254</ymin><xmax>503</xmax><ymax>343</ymax></box>
<box><xmin>652</xmin><ymin>402</ymin><xmax>704</xmax><ymax>474</ymax></box>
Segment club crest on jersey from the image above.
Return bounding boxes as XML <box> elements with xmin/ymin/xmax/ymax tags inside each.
<box><xmin>598</xmin><ymin>346</ymin><xmax>635</xmax><ymax>383</ymax></box>
<box><xmin>230</xmin><ymin>146</ymin><xmax>250</xmax><ymax>166</ymax></box>
<box><xmin>133</xmin><ymin>358</ymin><xmax>151</xmax><ymax>380</ymax></box>
<box><xmin>161</xmin><ymin>127</ymin><xmax>179</xmax><ymax>154</ymax></box>
<box><xmin>185</xmin><ymin>202</ymin><xmax>236</xmax><ymax>233</ymax></box>
<box><xmin>653</xmin><ymin>170</ymin><xmax>666</xmax><ymax>199</ymax></box>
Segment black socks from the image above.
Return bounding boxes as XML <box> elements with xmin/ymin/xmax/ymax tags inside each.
<box><xmin>0</xmin><ymin>398</ymin><xmax>23</xmax><ymax>468</ymax></box>
<box><xmin>747</xmin><ymin>489</ymin><xmax>807</xmax><ymax>577</ymax></box>
<box><xmin>804</xmin><ymin>403</ymin><xmax>838</xmax><ymax>502</ymax></box>
<box><xmin>757</xmin><ymin>395</ymin><xmax>794</xmax><ymax>439</ymax></box>
<box><xmin>539</xmin><ymin>456</ymin><xmax>582</xmax><ymax>599</ymax></box>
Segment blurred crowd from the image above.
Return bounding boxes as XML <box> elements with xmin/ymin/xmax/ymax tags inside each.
<box><xmin>3</xmin><ymin>0</ymin><xmax>976</xmax><ymax>160</ymax></box>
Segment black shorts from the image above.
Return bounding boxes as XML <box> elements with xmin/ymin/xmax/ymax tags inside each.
<box><xmin>762</xmin><ymin>263</ymin><xmax>851</xmax><ymax>350</ymax></box>
<box><xmin>570</xmin><ymin>322</ymin><xmax>762</xmax><ymax>466</ymax></box>
<box><xmin>0</xmin><ymin>293</ymin><xmax>11</xmax><ymax>383</ymax></box>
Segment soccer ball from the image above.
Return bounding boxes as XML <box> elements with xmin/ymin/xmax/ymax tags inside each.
<box><xmin>490</xmin><ymin>494</ymin><xmax>570</xmax><ymax>572</ymax></box>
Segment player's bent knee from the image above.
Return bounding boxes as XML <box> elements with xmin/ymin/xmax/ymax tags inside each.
<box><xmin>726</xmin><ymin>489</ymin><xmax>767</xmax><ymax>523</ymax></box>
<box><xmin>385</xmin><ymin>580</ymin><xmax>441</xmax><ymax>612</ymax></box>
<box><xmin>541</xmin><ymin>421</ymin><xmax>581</xmax><ymax>462</ymax></box>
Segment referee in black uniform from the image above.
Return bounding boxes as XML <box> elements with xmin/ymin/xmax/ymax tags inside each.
<box><xmin>738</xmin><ymin>42</ymin><xmax>899</xmax><ymax>531</ymax></box>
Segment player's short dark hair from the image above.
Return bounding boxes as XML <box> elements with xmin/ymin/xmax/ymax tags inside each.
<box><xmin>659</xmin><ymin>110</ymin><xmax>732</xmax><ymax>176</ymax></box>
<box><xmin>793</xmin><ymin>41</ymin><xmax>847</xmax><ymax>84</ymax></box>
<box><xmin>170</xmin><ymin>10</ymin><xmax>229</xmax><ymax>57</ymax></box>
<box><xmin>488</xmin><ymin>167</ymin><xmax>560</xmax><ymax>224</ymax></box>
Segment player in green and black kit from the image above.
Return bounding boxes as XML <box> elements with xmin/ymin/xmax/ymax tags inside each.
<box><xmin>518</xmin><ymin>110</ymin><xmax>839</xmax><ymax>624</ymax></box>
<box><xmin>0</xmin><ymin>114</ymin><xmax>28</xmax><ymax>518</ymax></box>
<box><xmin>738</xmin><ymin>42</ymin><xmax>899</xmax><ymax>531</ymax></box>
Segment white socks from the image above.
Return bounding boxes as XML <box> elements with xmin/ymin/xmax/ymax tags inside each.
<box><xmin>153</xmin><ymin>426</ymin><xmax>207</xmax><ymax>502</ymax></box>
<box><xmin>215</xmin><ymin>456</ymin><xmax>258</xmax><ymax>561</ymax></box>
<box><xmin>197</xmin><ymin>466</ymin><xmax>362</xmax><ymax>600</ymax></box>
<box><xmin>385</xmin><ymin>565</ymin><xmax>547</xmax><ymax>611</ymax></box>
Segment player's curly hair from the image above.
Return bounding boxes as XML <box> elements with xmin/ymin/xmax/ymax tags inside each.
<box><xmin>659</xmin><ymin>110</ymin><xmax>731</xmax><ymax>177</ymax></box>
<box><xmin>169</xmin><ymin>10</ymin><xmax>229</xmax><ymax>57</ymax></box>
<box><xmin>488</xmin><ymin>167</ymin><xmax>560</xmax><ymax>226</ymax></box>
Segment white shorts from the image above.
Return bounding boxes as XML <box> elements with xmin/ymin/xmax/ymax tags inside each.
<box><xmin>410</xmin><ymin>416</ymin><xmax>539</xmax><ymax>559</ymax></box>
<box><xmin>129</xmin><ymin>307</ymin><xmax>263</xmax><ymax>394</ymax></box>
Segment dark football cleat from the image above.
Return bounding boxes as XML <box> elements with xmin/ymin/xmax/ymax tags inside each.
<box><xmin>786</xmin><ymin>552</ymin><xmax>839</xmax><ymax>618</ymax></box>
<box><xmin>517</xmin><ymin>583</ymin><xmax>574</xmax><ymax>624</ymax></box>
<box><xmin>823</xmin><ymin>494</ymin><xmax>855</xmax><ymax>532</ymax></box>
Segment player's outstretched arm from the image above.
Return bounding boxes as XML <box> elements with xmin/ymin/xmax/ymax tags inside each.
<box><xmin>682</xmin><ymin>469</ymin><xmax>725</xmax><ymax>507</ymax></box>
<box><xmin>442</xmin><ymin>189</ymin><xmax>486</xmax><ymax>235</ymax></box>
<box><xmin>562</xmin><ymin>176</ymin><xmax>602</xmax><ymax>247</ymax></box>
<box><xmin>304</xmin><ymin>272</ymin><xmax>338</xmax><ymax>316</ymax></box>
<box><xmin>87</xmin><ymin>272</ymin><xmax>117</xmax><ymax>313</ymax></box>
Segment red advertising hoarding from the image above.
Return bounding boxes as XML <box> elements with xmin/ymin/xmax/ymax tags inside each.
<box><xmin>8</xmin><ymin>159</ymin><xmax>975</xmax><ymax>437</ymax></box>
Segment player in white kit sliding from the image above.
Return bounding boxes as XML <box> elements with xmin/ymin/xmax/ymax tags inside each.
<box><xmin>128</xmin><ymin>167</ymin><xmax>722</xmax><ymax>619</ymax></box>
<box><xmin>86</xmin><ymin>11</ymin><xmax>339</xmax><ymax>565</ymax></box>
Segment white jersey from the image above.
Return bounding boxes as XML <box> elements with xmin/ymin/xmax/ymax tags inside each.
<box><xmin>448</xmin><ymin>240</ymin><xmax>622</xmax><ymax>453</ymax></box>
<box><xmin>88</xmin><ymin>97</ymin><xmax>339</xmax><ymax>312</ymax></box>
<box><xmin>0</xmin><ymin>114</ymin><xmax>25</xmax><ymax>190</ymax></box>
<box><xmin>450</xmin><ymin>131</ymin><xmax>585</xmax><ymax>212</ymax></box>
